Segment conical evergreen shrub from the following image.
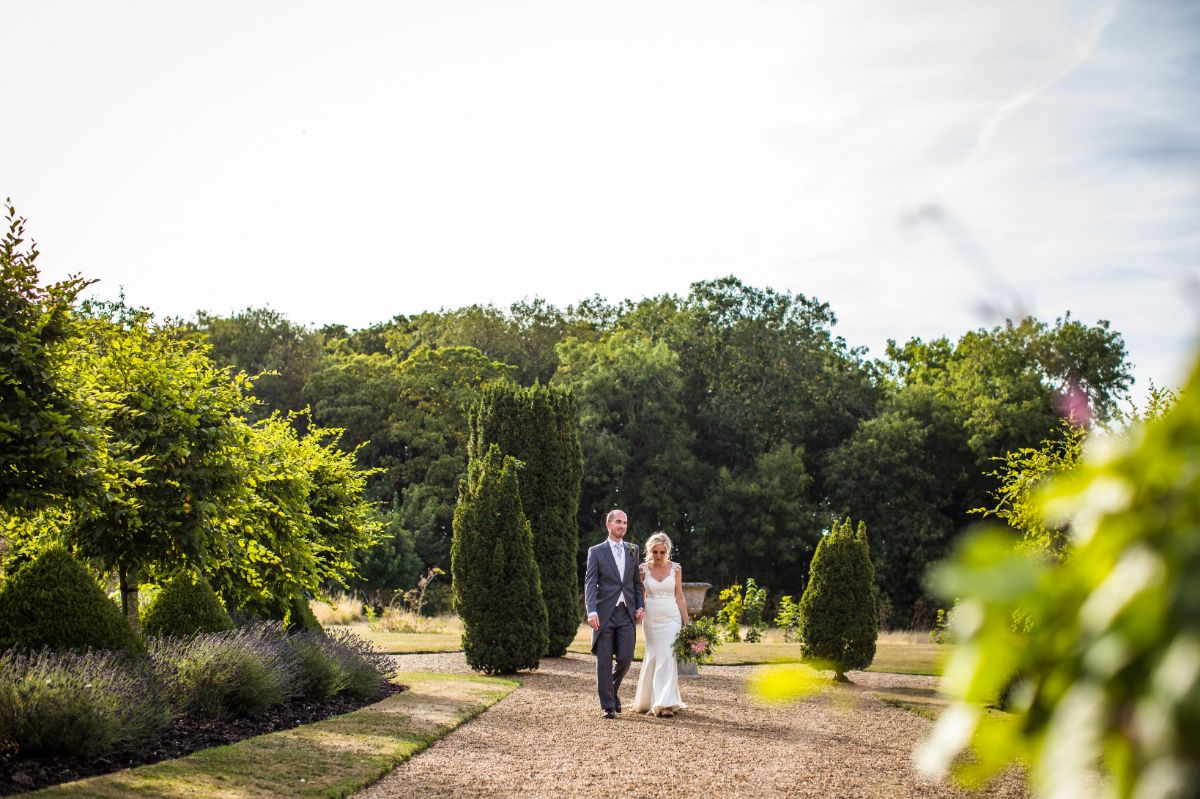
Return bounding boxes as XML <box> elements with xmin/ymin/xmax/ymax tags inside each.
<box><xmin>798</xmin><ymin>517</ymin><xmax>877</xmax><ymax>681</ymax></box>
<box><xmin>0</xmin><ymin>546</ymin><xmax>141</xmax><ymax>653</ymax></box>
<box><xmin>469</xmin><ymin>383</ymin><xmax>582</xmax><ymax>657</ymax></box>
<box><xmin>452</xmin><ymin>444</ymin><xmax>548</xmax><ymax>674</ymax></box>
<box><xmin>141</xmin><ymin>571</ymin><xmax>235</xmax><ymax>637</ymax></box>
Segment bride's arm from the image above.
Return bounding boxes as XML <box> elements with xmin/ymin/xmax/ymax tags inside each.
<box><xmin>674</xmin><ymin>564</ymin><xmax>689</xmax><ymax>625</ymax></box>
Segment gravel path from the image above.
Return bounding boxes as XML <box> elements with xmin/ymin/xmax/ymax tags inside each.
<box><xmin>355</xmin><ymin>653</ymin><xmax>1026</xmax><ymax>799</ymax></box>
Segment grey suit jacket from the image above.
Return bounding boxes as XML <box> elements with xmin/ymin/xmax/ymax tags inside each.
<box><xmin>583</xmin><ymin>539</ymin><xmax>644</xmax><ymax>652</ymax></box>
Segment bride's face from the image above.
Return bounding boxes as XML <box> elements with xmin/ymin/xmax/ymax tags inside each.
<box><xmin>650</xmin><ymin>545</ymin><xmax>668</xmax><ymax>565</ymax></box>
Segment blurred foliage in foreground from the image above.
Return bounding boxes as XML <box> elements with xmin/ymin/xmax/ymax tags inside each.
<box><xmin>918</xmin><ymin>359</ymin><xmax>1199</xmax><ymax>799</ymax></box>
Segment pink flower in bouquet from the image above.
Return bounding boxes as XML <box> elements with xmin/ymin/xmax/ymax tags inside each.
<box><xmin>690</xmin><ymin>638</ymin><xmax>708</xmax><ymax>654</ymax></box>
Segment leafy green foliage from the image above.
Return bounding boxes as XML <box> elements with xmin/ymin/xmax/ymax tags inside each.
<box><xmin>696</xmin><ymin>444</ymin><xmax>821</xmax><ymax>598</ymax></box>
<box><xmin>0</xmin><ymin>202</ymin><xmax>95</xmax><ymax>511</ymax></box>
<box><xmin>741</xmin><ymin>578</ymin><xmax>768</xmax><ymax>642</ymax></box>
<box><xmin>210</xmin><ymin>413</ymin><xmax>381</xmax><ymax>619</ymax></box>
<box><xmin>553</xmin><ymin>331</ymin><xmax>697</xmax><ymax>548</ymax></box>
<box><xmin>920</xmin><ymin>358</ymin><xmax>1200</xmax><ymax>799</ymax></box>
<box><xmin>348</xmin><ymin>503</ymin><xmax>422</xmax><ymax>607</ymax></box>
<box><xmin>774</xmin><ymin>594</ymin><xmax>802</xmax><ymax>642</ymax></box>
<box><xmin>0</xmin><ymin>546</ymin><xmax>141</xmax><ymax>653</ymax></box>
<box><xmin>303</xmin><ymin>344</ymin><xmax>514</xmax><ymax>581</ymax></box>
<box><xmin>140</xmin><ymin>571</ymin><xmax>234</xmax><ymax>638</ymax></box>
<box><xmin>798</xmin><ymin>518</ymin><xmax>877</xmax><ymax>680</ymax></box>
<box><xmin>279</xmin><ymin>594</ymin><xmax>322</xmax><ymax>633</ymax></box>
<box><xmin>716</xmin><ymin>584</ymin><xmax>743</xmax><ymax>642</ymax></box>
<box><xmin>668</xmin><ymin>277</ymin><xmax>880</xmax><ymax>480</ymax></box>
<box><xmin>973</xmin><ymin>418</ymin><xmax>1086</xmax><ymax>558</ymax></box>
<box><xmin>715</xmin><ymin>579</ymin><xmax>768</xmax><ymax>642</ymax></box>
<box><xmin>190</xmin><ymin>307</ymin><xmax>324</xmax><ymax>422</ymax></box>
<box><xmin>825</xmin><ymin>386</ymin><xmax>966</xmax><ymax>620</ymax></box>
<box><xmin>187</xmin><ymin>279</ymin><xmax>1136</xmax><ymax>630</ymax></box>
<box><xmin>451</xmin><ymin>445</ymin><xmax>548</xmax><ymax>674</ymax></box>
<box><xmin>305</xmin><ymin>345</ymin><xmax>514</xmax><ymax>498</ymax></box>
<box><xmin>64</xmin><ymin>311</ymin><xmax>255</xmax><ymax>619</ymax></box>
<box><xmin>828</xmin><ymin>315</ymin><xmax>1131</xmax><ymax>620</ymax></box>
<box><xmin>468</xmin><ymin>382</ymin><xmax>582</xmax><ymax>657</ymax></box>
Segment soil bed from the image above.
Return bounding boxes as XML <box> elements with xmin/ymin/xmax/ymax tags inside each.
<box><xmin>0</xmin><ymin>684</ymin><xmax>405</xmax><ymax>796</ymax></box>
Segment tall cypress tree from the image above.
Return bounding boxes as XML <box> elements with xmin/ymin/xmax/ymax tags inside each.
<box><xmin>798</xmin><ymin>517</ymin><xmax>877</xmax><ymax>681</ymax></box>
<box><xmin>451</xmin><ymin>444</ymin><xmax>548</xmax><ymax>674</ymax></box>
<box><xmin>469</xmin><ymin>383</ymin><xmax>583</xmax><ymax>657</ymax></box>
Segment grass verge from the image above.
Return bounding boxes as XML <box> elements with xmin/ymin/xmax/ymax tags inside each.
<box><xmin>29</xmin><ymin>672</ymin><xmax>517</xmax><ymax>799</ymax></box>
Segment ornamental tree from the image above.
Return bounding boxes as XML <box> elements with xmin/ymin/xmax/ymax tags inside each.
<box><xmin>0</xmin><ymin>202</ymin><xmax>95</xmax><ymax>511</ymax></box>
<box><xmin>468</xmin><ymin>382</ymin><xmax>582</xmax><ymax>657</ymax></box>
<box><xmin>451</xmin><ymin>444</ymin><xmax>548</xmax><ymax>674</ymax></box>
<box><xmin>67</xmin><ymin>311</ymin><xmax>253</xmax><ymax>625</ymax></box>
<box><xmin>798</xmin><ymin>517</ymin><xmax>877</xmax><ymax>681</ymax></box>
<box><xmin>208</xmin><ymin>413</ymin><xmax>381</xmax><ymax>617</ymax></box>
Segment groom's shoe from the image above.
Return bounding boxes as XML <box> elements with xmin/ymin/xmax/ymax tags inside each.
<box><xmin>602</xmin><ymin>709</ymin><xmax>617</xmax><ymax>719</ymax></box>
<box><xmin>614</xmin><ymin>703</ymin><xmax>622</xmax><ymax>713</ymax></box>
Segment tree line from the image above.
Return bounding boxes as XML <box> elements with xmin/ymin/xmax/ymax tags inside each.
<box><xmin>188</xmin><ymin>277</ymin><xmax>1132</xmax><ymax>624</ymax></box>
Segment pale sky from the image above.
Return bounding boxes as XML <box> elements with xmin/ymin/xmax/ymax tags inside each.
<box><xmin>3</xmin><ymin>0</ymin><xmax>1198</xmax><ymax>391</ymax></box>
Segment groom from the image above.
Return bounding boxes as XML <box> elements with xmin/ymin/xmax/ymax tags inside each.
<box><xmin>584</xmin><ymin>509</ymin><xmax>644</xmax><ymax>719</ymax></box>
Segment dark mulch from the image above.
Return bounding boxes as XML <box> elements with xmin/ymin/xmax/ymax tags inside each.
<box><xmin>0</xmin><ymin>683</ymin><xmax>405</xmax><ymax>796</ymax></box>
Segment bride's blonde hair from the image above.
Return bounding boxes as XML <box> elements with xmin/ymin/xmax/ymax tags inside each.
<box><xmin>643</xmin><ymin>531</ymin><xmax>672</xmax><ymax>564</ymax></box>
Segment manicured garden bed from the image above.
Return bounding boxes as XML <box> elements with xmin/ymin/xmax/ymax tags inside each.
<box><xmin>21</xmin><ymin>673</ymin><xmax>516</xmax><ymax>799</ymax></box>
<box><xmin>0</xmin><ymin>683</ymin><xmax>404</xmax><ymax>796</ymax></box>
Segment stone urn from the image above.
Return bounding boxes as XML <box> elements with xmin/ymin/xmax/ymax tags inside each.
<box><xmin>677</xmin><ymin>581</ymin><xmax>712</xmax><ymax>678</ymax></box>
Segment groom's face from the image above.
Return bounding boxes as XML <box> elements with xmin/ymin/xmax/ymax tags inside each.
<box><xmin>606</xmin><ymin>512</ymin><xmax>627</xmax><ymax>541</ymax></box>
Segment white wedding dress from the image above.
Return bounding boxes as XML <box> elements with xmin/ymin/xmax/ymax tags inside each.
<box><xmin>632</xmin><ymin>565</ymin><xmax>686</xmax><ymax>715</ymax></box>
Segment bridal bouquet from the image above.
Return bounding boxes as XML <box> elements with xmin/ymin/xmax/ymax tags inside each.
<box><xmin>673</xmin><ymin>617</ymin><xmax>720</xmax><ymax>665</ymax></box>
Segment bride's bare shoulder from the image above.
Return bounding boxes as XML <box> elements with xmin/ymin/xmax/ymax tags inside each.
<box><xmin>672</xmin><ymin>561</ymin><xmax>682</xmax><ymax>572</ymax></box>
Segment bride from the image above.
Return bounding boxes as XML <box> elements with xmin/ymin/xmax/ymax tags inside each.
<box><xmin>632</xmin><ymin>531</ymin><xmax>689</xmax><ymax>717</ymax></box>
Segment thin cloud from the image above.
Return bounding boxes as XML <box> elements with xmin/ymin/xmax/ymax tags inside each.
<box><xmin>947</xmin><ymin>0</ymin><xmax>1123</xmax><ymax>188</ymax></box>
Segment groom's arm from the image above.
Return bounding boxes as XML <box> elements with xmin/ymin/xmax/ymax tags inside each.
<box><xmin>632</xmin><ymin>545</ymin><xmax>645</xmax><ymax>612</ymax></box>
<box><xmin>584</xmin><ymin>546</ymin><xmax>600</xmax><ymax>629</ymax></box>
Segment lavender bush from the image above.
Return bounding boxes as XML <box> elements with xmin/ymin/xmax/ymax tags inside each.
<box><xmin>150</xmin><ymin>623</ymin><xmax>300</xmax><ymax>719</ymax></box>
<box><xmin>0</xmin><ymin>648</ymin><xmax>176</xmax><ymax>757</ymax></box>
<box><xmin>322</xmin><ymin>627</ymin><xmax>396</xmax><ymax>699</ymax></box>
<box><xmin>283</xmin><ymin>631</ymin><xmax>350</xmax><ymax>700</ymax></box>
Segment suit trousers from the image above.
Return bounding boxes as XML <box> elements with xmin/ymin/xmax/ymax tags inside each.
<box><xmin>595</xmin><ymin>609</ymin><xmax>635</xmax><ymax>711</ymax></box>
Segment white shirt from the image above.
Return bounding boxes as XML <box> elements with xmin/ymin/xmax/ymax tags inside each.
<box><xmin>611</xmin><ymin>540</ymin><xmax>626</xmax><ymax>606</ymax></box>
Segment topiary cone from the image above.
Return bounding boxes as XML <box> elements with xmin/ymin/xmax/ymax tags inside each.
<box><xmin>451</xmin><ymin>444</ymin><xmax>549</xmax><ymax>674</ymax></box>
<box><xmin>798</xmin><ymin>517</ymin><xmax>877</xmax><ymax>681</ymax></box>
<box><xmin>140</xmin><ymin>571</ymin><xmax>235</xmax><ymax>637</ymax></box>
<box><xmin>0</xmin><ymin>545</ymin><xmax>142</xmax><ymax>653</ymax></box>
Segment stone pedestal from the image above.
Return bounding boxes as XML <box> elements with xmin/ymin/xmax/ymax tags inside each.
<box><xmin>677</xmin><ymin>581</ymin><xmax>712</xmax><ymax>678</ymax></box>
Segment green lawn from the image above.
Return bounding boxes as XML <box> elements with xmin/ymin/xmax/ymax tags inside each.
<box><xmin>335</xmin><ymin>625</ymin><xmax>464</xmax><ymax>654</ymax></box>
<box><xmin>566</xmin><ymin>626</ymin><xmax>945</xmax><ymax>675</ymax></box>
<box><xmin>355</xmin><ymin>621</ymin><xmax>945</xmax><ymax>676</ymax></box>
<box><xmin>31</xmin><ymin>672</ymin><xmax>517</xmax><ymax>798</ymax></box>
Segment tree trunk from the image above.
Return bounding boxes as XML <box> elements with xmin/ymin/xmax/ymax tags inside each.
<box><xmin>119</xmin><ymin>563</ymin><xmax>140</xmax><ymax>629</ymax></box>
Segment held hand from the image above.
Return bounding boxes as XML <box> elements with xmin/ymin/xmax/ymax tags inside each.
<box><xmin>635</xmin><ymin>608</ymin><xmax>645</xmax><ymax>623</ymax></box>
<box><xmin>588</xmin><ymin>616</ymin><xmax>600</xmax><ymax>630</ymax></box>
